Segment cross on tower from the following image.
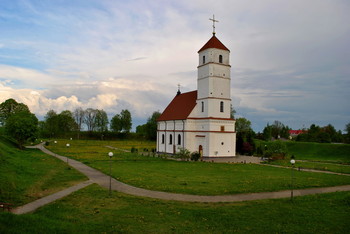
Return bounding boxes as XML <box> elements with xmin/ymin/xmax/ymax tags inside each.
<box><xmin>209</xmin><ymin>15</ymin><xmax>219</xmax><ymax>35</ymax></box>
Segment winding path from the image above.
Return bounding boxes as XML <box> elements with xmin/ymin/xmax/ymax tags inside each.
<box><xmin>36</xmin><ymin>144</ymin><xmax>350</xmax><ymax>202</ymax></box>
<box><xmin>12</xmin><ymin>143</ymin><xmax>350</xmax><ymax>214</ymax></box>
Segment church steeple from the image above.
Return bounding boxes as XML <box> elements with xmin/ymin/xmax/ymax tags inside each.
<box><xmin>197</xmin><ymin>23</ymin><xmax>231</xmax><ymax>119</ymax></box>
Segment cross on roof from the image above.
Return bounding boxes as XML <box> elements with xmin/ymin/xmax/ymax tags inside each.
<box><xmin>209</xmin><ymin>15</ymin><xmax>219</xmax><ymax>35</ymax></box>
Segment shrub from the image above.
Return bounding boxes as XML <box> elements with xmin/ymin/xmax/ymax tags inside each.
<box><xmin>190</xmin><ymin>151</ymin><xmax>201</xmax><ymax>161</ymax></box>
<box><xmin>131</xmin><ymin>146</ymin><xmax>138</xmax><ymax>153</ymax></box>
<box><xmin>176</xmin><ymin>147</ymin><xmax>191</xmax><ymax>161</ymax></box>
<box><xmin>264</xmin><ymin>141</ymin><xmax>288</xmax><ymax>160</ymax></box>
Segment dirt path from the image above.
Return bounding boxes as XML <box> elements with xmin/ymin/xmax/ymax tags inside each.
<box><xmin>12</xmin><ymin>143</ymin><xmax>350</xmax><ymax>214</ymax></box>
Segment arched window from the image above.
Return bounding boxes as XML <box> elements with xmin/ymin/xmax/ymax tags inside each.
<box><xmin>219</xmin><ymin>55</ymin><xmax>223</xmax><ymax>63</ymax></box>
<box><xmin>202</xmin><ymin>56</ymin><xmax>205</xmax><ymax>64</ymax></box>
<box><xmin>169</xmin><ymin>134</ymin><xmax>173</xmax><ymax>144</ymax></box>
<box><xmin>161</xmin><ymin>134</ymin><xmax>165</xmax><ymax>144</ymax></box>
<box><xmin>177</xmin><ymin>134</ymin><xmax>181</xmax><ymax>145</ymax></box>
<box><xmin>220</xmin><ymin>101</ymin><xmax>224</xmax><ymax>112</ymax></box>
<box><xmin>201</xmin><ymin>101</ymin><xmax>204</xmax><ymax>112</ymax></box>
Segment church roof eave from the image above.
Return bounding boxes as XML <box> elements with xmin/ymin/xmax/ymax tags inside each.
<box><xmin>198</xmin><ymin>34</ymin><xmax>230</xmax><ymax>53</ymax></box>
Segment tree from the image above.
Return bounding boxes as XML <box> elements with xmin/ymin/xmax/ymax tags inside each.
<box><xmin>235</xmin><ymin>117</ymin><xmax>256</xmax><ymax>155</ymax></box>
<box><xmin>262</xmin><ymin>121</ymin><xmax>290</xmax><ymax>140</ymax></box>
<box><xmin>95</xmin><ymin>109</ymin><xmax>109</xmax><ymax>132</ymax></box>
<box><xmin>0</xmin><ymin>98</ymin><xmax>30</xmax><ymax>125</ymax></box>
<box><xmin>146</xmin><ymin>111</ymin><xmax>161</xmax><ymax>140</ymax></box>
<box><xmin>136</xmin><ymin>111</ymin><xmax>161</xmax><ymax>140</ymax></box>
<box><xmin>5</xmin><ymin>111</ymin><xmax>38</xmax><ymax>149</ymax></box>
<box><xmin>120</xmin><ymin>109</ymin><xmax>132</xmax><ymax>133</ymax></box>
<box><xmin>110</xmin><ymin>114</ymin><xmax>122</xmax><ymax>133</ymax></box>
<box><xmin>43</xmin><ymin>110</ymin><xmax>76</xmax><ymax>138</ymax></box>
<box><xmin>236</xmin><ymin>118</ymin><xmax>252</xmax><ymax>133</ymax></box>
<box><xmin>111</xmin><ymin>109</ymin><xmax>132</xmax><ymax>133</ymax></box>
<box><xmin>84</xmin><ymin>108</ymin><xmax>98</xmax><ymax>132</ymax></box>
<box><xmin>345</xmin><ymin>123</ymin><xmax>350</xmax><ymax>143</ymax></box>
<box><xmin>73</xmin><ymin>107</ymin><xmax>85</xmax><ymax>133</ymax></box>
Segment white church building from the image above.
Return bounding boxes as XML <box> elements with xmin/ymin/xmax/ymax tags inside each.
<box><xmin>156</xmin><ymin>31</ymin><xmax>236</xmax><ymax>158</ymax></box>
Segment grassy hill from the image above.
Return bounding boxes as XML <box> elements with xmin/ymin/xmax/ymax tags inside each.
<box><xmin>0</xmin><ymin>136</ymin><xmax>87</xmax><ymax>206</ymax></box>
<box><xmin>285</xmin><ymin>141</ymin><xmax>350</xmax><ymax>162</ymax></box>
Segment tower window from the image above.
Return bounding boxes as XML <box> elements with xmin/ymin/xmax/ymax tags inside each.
<box><xmin>177</xmin><ymin>134</ymin><xmax>181</xmax><ymax>145</ymax></box>
<box><xmin>169</xmin><ymin>134</ymin><xmax>173</xmax><ymax>144</ymax></box>
<box><xmin>162</xmin><ymin>134</ymin><xmax>165</xmax><ymax>144</ymax></box>
<box><xmin>201</xmin><ymin>101</ymin><xmax>204</xmax><ymax>112</ymax></box>
<box><xmin>202</xmin><ymin>56</ymin><xmax>205</xmax><ymax>64</ymax></box>
<box><xmin>220</xmin><ymin>101</ymin><xmax>224</xmax><ymax>112</ymax></box>
<box><xmin>219</xmin><ymin>55</ymin><xmax>223</xmax><ymax>63</ymax></box>
<box><xmin>221</xmin><ymin>126</ymin><xmax>225</xmax><ymax>132</ymax></box>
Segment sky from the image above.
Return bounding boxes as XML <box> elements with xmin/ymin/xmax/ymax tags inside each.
<box><xmin>0</xmin><ymin>0</ymin><xmax>349</xmax><ymax>132</ymax></box>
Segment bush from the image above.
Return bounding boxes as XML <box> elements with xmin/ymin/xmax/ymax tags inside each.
<box><xmin>190</xmin><ymin>151</ymin><xmax>201</xmax><ymax>161</ymax></box>
<box><xmin>264</xmin><ymin>141</ymin><xmax>288</xmax><ymax>160</ymax></box>
<box><xmin>131</xmin><ymin>146</ymin><xmax>138</xmax><ymax>153</ymax></box>
<box><xmin>176</xmin><ymin>148</ymin><xmax>191</xmax><ymax>161</ymax></box>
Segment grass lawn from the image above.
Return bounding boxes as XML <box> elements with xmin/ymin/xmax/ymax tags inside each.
<box><xmin>280</xmin><ymin>141</ymin><xmax>349</xmax><ymax>162</ymax></box>
<box><xmin>268</xmin><ymin>160</ymin><xmax>350</xmax><ymax>174</ymax></box>
<box><xmin>47</xmin><ymin>140</ymin><xmax>350</xmax><ymax>195</ymax></box>
<box><xmin>0</xmin><ymin>137</ymin><xmax>87</xmax><ymax>206</ymax></box>
<box><xmin>0</xmin><ymin>184</ymin><xmax>349</xmax><ymax>233</ymax></box>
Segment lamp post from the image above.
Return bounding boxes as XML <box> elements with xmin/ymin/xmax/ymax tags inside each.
<box><xmin>290</xmin><ymin>155</ymin><xmax>296</xmax><ymax>201</ymax></box>
<box><xmin>66</xmin><ymin>143</ymin><xmax>70</xmax><ymax>164</ymax></box>
<box><xmin>108</xmin><ymin>152</ymin><xmax>113</xmax><ymax>196</ymax></box>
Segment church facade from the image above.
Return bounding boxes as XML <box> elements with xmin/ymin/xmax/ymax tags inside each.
<box><xmin>156</xmin><ymin>33</ymin><xmax>236</xmax><ymax>158</ymax></box>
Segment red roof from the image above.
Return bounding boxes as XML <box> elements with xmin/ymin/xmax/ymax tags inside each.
<box><xmin>289</xmin><ymin>130</ymin><xmax>306</xmax><ymax>135</ymax></box>
<box><xmin>198</xmin><ymin>34</ymin><xmax>230</xmax><ymax>53</ymax></box>
<box><xmin>157</xmin><ymin>91</ymin><xmax>197</xmax><ymax>121</ymax></box>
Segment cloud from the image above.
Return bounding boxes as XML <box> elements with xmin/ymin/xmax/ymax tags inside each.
<box><xmin>0</xmin><ymin>0</ymin><xmax>349</xmax><ymax>132</ymax></box>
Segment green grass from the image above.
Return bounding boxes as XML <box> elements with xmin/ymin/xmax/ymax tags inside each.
<box><xmin>0</xmin><ymin>137</ymin><xmax>87</xmax><ymax>206</ymax></box>
<box><xmin>269</xmin><ymin>160</ymin><xmax>350</xmax><ymax>174</ymax></box>
<box><xmin>1</xmin><ymin>184</ymin><xmax>349</xmax><ymax>233</ymax></box>
<box><xmin>286</xmin><ymin>141</ymin><xmax>350</xmax><ymax>162</ymax></box>
<box><xmin>47</xmin><ymin>140</ymin><xmax>350</xmax><ymax>195</ymax></box>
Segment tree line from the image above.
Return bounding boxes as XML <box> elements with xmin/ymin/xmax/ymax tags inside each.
<box><xmin>1</xmin><ymin>98</ymin><xmax>349</xmax><ymax>151</ymax></box>
<box><xmin>235</xmin><ymin>118</ymin><xmax>350</xmax><ymax>156</ymax></box>
<box><xmin>0</xmin><ymin>98</ymin><xmax>160</xmax><ymax>148</ymax></box>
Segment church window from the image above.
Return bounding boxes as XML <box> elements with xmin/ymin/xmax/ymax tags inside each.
<box><xmin>177</xmin><ymin>134</ymin><xmax>181</xmax><ymax>145</ymax></box>
<box><xmin>202</xmin><ymin>56</ymin><xmax>205</xmax><ymax>64</ymax></box>
<box><xmin>169</xmin><ymin>134</ymin><xmax>173</xmax><ymax>144</ymax></box>
<box><xmin>221</xmin><ymin>142</ymin><xmax>224</xmax><ymax>145</ymax></box>
<box><xmin>221</xmin><ymin>126</ymin><xmax>225</xmax><ymax>132</ymax></box>
<box><xmin>220</xmin><ymin>101</ymin><xmax>224</xmax><ymax>112</ymax></box>
<box><xmin>219</xmin><ymin>55</ymin><xmax>223</xmax><ymax>63</ymax></box>
<box><xmin>201</xmin><ymin>101</ymin><xmax>204</xmax><ymax>112</ymax></box>
<box><xmin>162</xmin><ymin>134</ymin><xmax>165</xmax><ymax>144</ymax></box>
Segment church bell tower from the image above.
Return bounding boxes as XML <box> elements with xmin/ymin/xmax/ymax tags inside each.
<box><xmin>196</xmin><ymin>32</ymin><xmax>231</xmax><ymax>118</ymax></box>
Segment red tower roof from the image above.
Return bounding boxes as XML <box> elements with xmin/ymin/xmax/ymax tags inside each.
<box><xmin>157</xmin><ymin>91</ymin><xmax>197</xmax><ymax>121</ymax></box>
<box><xmin>198</xmin><ymin>34</ymin><xmax>230</xmax><ymax>53</ymax></box>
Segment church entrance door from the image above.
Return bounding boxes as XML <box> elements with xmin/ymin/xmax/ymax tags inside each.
<box><xmin>199</xmin><ymin>145</ymin><xmax>203</xmax><ymax>158</ymax></box>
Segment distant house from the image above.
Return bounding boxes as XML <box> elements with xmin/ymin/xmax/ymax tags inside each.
<box><xmin>289</xmin><ymin>130</ymin><xmax>306</xmax><ymax>138</ymax></box>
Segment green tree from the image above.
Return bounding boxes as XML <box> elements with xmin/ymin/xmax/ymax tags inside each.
<box><xmin>95</xmin><ymin>109</ymin><xmax>109</xmax><ymax>132</ymax></box>
<box><xmin>146</xmin><ymin>111</ymin><xmax>161</xmax><ymax>140</ymax></box>
<box><xmin>110</xmin><ymin>114</ymin><xmax>122</xmax><ymax>133</ymax></box>
<box><xmin>43</xmin><ymin>110</ymin><xmax>76</xmax><ymax>138</ymax></box>
<box><xmin>235</xmin><ymin>117</ymin><xmax>256</xmax><ymax>155</ymax></box>
<box><xmin>0</xmin><ymin>98</ymin><xmax>30</xmax><ymax>125</ymax></box>
<box><xmin>120</xmin><ymin>109</ymin><xmax>132</xmax><ymax>133</ymax></box>
<box><xmin>73</xmin><ymin>107</ymin><xmax>85</xmax><ymax>138</ymax></box>
<box><xmin>5</xmin><ymin>111</ymin><xmax>38</xmax><ymax>149</ymax></box>
<box><xmin>345</xmin><ymin>122</ymin><xmax>350</xmax><ymax>143</ymax></box>
<box><xmin>84</xmin><ymin>108</ymin><xmax>98</xmax><ymax>132</ymax></box>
